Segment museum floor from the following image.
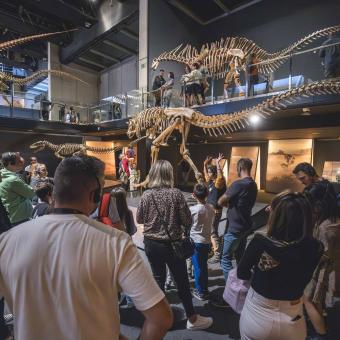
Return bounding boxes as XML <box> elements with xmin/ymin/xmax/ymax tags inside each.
<box><xmin>119</xmin><ymin>193</ymin><xmax>340</xmax><ymax>340</ymax></box>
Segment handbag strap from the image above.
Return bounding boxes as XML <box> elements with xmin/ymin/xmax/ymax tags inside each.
<box><xmin>150</xmin><ymin>193</ymin><xmax>174</xmax><ymax>242</ymax></box>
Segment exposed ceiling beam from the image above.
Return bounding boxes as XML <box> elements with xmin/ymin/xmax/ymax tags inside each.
<box><xmin>205</xmin><ymin>0</ymin><xmax>264</xmax><ymax>25</ymax></box>
<box><xmin>103</xmin><ymin>39</ymin><xmax>136</xmax><ymax>55</ymax></box>
<box><xmin>213</xmin><ymin>0</ymin><xmax>230</xmax><ymax>13</ymax></box>
<box><xmin>168</xmin><ymin>0</ymin><xmax>264</xmax><ymax>25</ymax></box>
<box><xmin>78</xmin><ymin>57</ymin><xmax>106</xmax><ymax>69</ymax></box>
<box><xmin>89</xmin><ymin>49</ymin><xmax>120</xmax><ymax>63</ymax></box>
<box><xmin>120</xmin><ymin>28</ymin><xmax>138</xmax><ymax>41</ymax></box>
<box><xmin>60</xmin><ymin>2</ymin><xmax>138</xmax><ymax>64</ymax></box>
<box><xmin>167</xmin><ymin>0</ymin><xmax>205</xmax><ymax>25</ymax></box>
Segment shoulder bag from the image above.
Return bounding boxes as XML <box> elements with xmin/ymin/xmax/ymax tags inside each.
<box><xmin>151</xmin><ymin>193</ymin><xmax>194</xmax><ymax>260</ymax></box>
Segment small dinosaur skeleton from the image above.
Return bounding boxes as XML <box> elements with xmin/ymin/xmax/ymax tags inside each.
<box><xmin>151</xmin><ymin>25</ymin><xmax>340</xmax><ymax>78</ymax></box>
<box><xmin>30</xmin><ymin>141</ymin><xmax>121</xmax><ymax>159</ymax></box>
<box><xmin>127</xmin><ymin>79</ymin><xmax>340</xmax><ymax>185</ymax></box>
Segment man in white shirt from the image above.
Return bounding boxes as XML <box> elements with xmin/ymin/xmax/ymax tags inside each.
<box><xmin>0</xmin><ymin>155</ymin><xmax>172</xmax><ymax>340</ymax></box>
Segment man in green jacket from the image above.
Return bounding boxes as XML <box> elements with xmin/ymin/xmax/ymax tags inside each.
<box><xmin>0</xmin><ymin>152</ymin><xmax>35</xmax><ymax>225</ymax></box>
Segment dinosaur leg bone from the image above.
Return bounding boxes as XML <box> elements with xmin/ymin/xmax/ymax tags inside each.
<box><xmin>179</xmin><ymin>121</ymin><xmax>202</xmax><ymax>182</ymax></box>
<box><xmin>151</xmin><ymin>120</ymin><xmax>180</xmax><ymax>163</ymax></box>
<box><xmin>137</xmin><ymin>120</ymin><xmax>180</xmax><ymax>189</ymax></box>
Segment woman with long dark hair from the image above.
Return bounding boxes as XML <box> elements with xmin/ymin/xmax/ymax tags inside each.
<box><xmin>136</xmin><ymin>160</ymin><xmax>213</xmax><ymax>331</ymax></box>
<box><xmin>304</xmin><ymin>185</ymin><xmax>340</xmax><ymax>340</ymax></box>
<box><xmin>238</xmin><ymin>192</ymin><xmax>323</xmax><ymax>340</ymax></box>
<box><xmin>110</xmin><ymin>187</ymin><xmax>136</xmax><ymax>237</ymax></box>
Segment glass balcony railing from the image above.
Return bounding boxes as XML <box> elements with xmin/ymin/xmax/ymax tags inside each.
<box><xmin>0</xmin><ymin>41</ymin><xmax>339</xmax><ymax>124</ymax></box>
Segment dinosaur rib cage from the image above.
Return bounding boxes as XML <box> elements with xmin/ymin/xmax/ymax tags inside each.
<box><xmin>153</xmin><ymin>25</ymin><xmax>340</xmax><ymax>78</ymax></box>
<box><xmin>131</xmin><ymin>79</ymin><xmax>340</xmax><ymax>139</ymax></box>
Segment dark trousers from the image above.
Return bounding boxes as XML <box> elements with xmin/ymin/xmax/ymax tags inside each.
<box><xmin>192</xmin><ymin>243</ymin><xmax>209</xmax><ymax>294</ymax></box>
<box><xmin>144</xmin><ymin>238</ymin><xmax>195</xmax><ymax>317</ymax></box>
<box><xmin>248</xmin><ymin>75</ymin><xmax>259</xmax><ymax>97</ymax></box>
<box><xmin>0</xmin><ymin>299</ymin><xmax>9</xmax><ymax>339</ymax></box>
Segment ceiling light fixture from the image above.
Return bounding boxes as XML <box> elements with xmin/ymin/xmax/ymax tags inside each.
<box><xmin>250</xmin><ymin>115</ymin><xmax>260</xmax><ymax>124</ymax></box>
<box><xmin>301</xmin><ymin>107</ymin><xmax>311</xmax><ymax>116</ymax></box>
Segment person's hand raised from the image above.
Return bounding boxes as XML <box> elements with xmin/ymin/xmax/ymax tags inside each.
<box><xmin>204</xmin><ymin>156</ymin><xmax>213</xmax><ymax>165</ymax></box>
<box><xmin>216</xmin><ymin>153</ymin><xmax>224</xmax><ymax>165</ymax></box>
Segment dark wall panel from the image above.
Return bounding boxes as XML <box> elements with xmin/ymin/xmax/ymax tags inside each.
<box><xmin>0</xmin><ymin>132</ymin><xmax>82</xmax><ymax>176</ymax></box>
<box><xmin>148</xmin><ymin>0</ymin><xmax>201</xmax><ymax>92</ymax></box>
<box><xmin>313</xmin><ymin>140</ymin><xmax>340</xmax><ymax>177</ymax></box>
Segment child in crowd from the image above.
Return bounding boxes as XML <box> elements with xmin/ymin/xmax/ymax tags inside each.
<box><xmin>190</xmin><ymin>183</ymin><xmax>215</xmax><ymax>301</ymax></box>
<box><xmin>32</xmin><ymin>183</ymin><xmax>53</xmax><ymax>218</ymax></box>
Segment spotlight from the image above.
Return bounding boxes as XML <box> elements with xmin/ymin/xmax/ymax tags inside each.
<box><xmin>250</xmin><ymin>115</ymin><xmax>260</xmax><ymax>124</ymax></box>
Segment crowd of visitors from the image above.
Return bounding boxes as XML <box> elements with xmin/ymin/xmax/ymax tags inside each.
<box><xmin>0</xmin><ymin>148</ymin><xmax>339</xmax><ymax>339</ymax></box>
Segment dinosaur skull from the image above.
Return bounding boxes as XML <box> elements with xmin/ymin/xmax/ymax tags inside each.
<box><xmin>151</xmin><ymin>59</ymin><xmax>159</xmax><ymax>71</ymax></box>
<box><xmin>30</xmin><ymin>141</ymin><xmax>46</xmax><ymax>153</ymax></box>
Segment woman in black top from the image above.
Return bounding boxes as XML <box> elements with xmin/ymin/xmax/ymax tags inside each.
<box><xmin>238</xmin><ymin>192</ymin><xmax>323</xmax><ymax>340</ymax></box>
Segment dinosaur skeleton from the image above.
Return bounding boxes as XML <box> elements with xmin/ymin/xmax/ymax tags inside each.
<box><xmin>0</xmin><ymin>70</ymin><xmax>88</xmax><ymax>90</ymax></box>
<box><xmin>127</xmin><ymin>79</ymin><xmax>340</xmax><ymax>185</ymax></box>
<box><xmin>30</xmin><ymin>141</ymin><xmax>121</xmax><ymax>159</ymax></box>
<box><xmin>0</xmin><ymin>29</ymin><xmax>76</xmax><ymax>52</ymax></box>
<box><xmin>151</xmin><ymin>25</ymin><xmax>340</xmax><ymax>78</ymax></box>
<box><xmin>0</xmin><ymin>29</ymin><xmax>87</xmax><ymax>90</ymax></box>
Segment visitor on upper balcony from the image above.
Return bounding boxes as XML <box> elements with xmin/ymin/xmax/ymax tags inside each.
<box><xmin>152</xmin><ymin>69</ymin><xmax>166</xmax><ymax>107</ymax></box>
<box><xmin>162</xmin><ymin>71</ymin><xmax>174</xmax><ymax>108</ymax></box>
<box><xmin>319</xmin><ymin>32</ymin><xmax>340</xmax><ymax>79</ymax></box>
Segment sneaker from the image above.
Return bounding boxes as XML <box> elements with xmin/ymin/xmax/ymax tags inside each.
<box><xmin>186</xmin><ymin>314</ymin><xmax>213</xmax><ymax>331</ymax></box>
<box><xmin>192</xmin><ymin>289</ymin><xmax>209</xmax><ymax>301</ymax></box>
<box><xmin>208</xmin><ymin>254</ymin><xmax>220</xmax><ymax>264</ymax></box>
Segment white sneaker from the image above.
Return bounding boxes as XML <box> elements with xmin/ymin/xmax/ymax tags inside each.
<box><xmin>186</xmin><ymin>314</ymin><xmax>213</xmax><ymax>331</ymax></box>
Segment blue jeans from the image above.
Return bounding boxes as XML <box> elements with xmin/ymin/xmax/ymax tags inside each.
<box><xmin>192</xmin><ymin>243</ymin><xmax>210</xmax><ymax>294</ymax></box>
<box><xmin>221</xmin><ymin>232</ymin><xmax>247</xmax><ymax>281</ymax></box>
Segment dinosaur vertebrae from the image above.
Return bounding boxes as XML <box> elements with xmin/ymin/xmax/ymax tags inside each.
<box><xmin>0</xmin><ymin>29</ymin><xmax>87</xmax><ymax>88</ymax></box>
<box><xmin>152</xmin><ymin>25</ymin><xmax>340</xmax><ymax>78</ymax></box>
<box><xmin>0</xmin><ymin>70</ymin><xmax>88</xmax><ymax>87</ymax></box>
<box><xmin>129</xmin><ymin>79</ymin><xmax>340</xmax><ymax>138</ymax></box>
<box><xmin>0</xmin><ymin>29</ymin><xmax>76</xmax><ymax>52</ymax></box>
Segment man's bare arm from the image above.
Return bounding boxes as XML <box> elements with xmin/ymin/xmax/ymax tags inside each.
<box><xmin>139</xmin><ymin>298</ymin><xmax>173</xmax><ymax>340</ymax></box>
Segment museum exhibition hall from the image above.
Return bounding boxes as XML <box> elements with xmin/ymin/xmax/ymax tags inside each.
<box><xmin>0</xmin><ymin>0</ymin><xmax>340</xmax><ymax>339</ymax></box>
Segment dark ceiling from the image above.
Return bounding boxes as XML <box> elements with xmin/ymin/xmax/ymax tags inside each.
<box><xmin>166</xmin><ymin>0</ymin><xmax>264</xmax><ymax>25</ymax></box>
<box><xmin>0</xmin><ymin>0</ymin><xmax>139</xmax><ymax>72</ymax></box>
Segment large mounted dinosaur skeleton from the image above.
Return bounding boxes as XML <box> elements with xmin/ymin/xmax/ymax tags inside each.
<box><xmin>30</xmin><ymin>141</ymin><xmax>122</xmax><ymax>159</ymax></box>
<box><xmin>0</xmin><ymin>29</ymin><xmax>88</xmax><ymax>90</ymax></box>
<box><xmin>127</xmin><ymin>79</ymin><xmax>340</xmax><ymax>185</ymax></box>
<box><xmin>151</xmin><ymin>25</ymin><xmax>340</xmax><ymax>78</ymax></box>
